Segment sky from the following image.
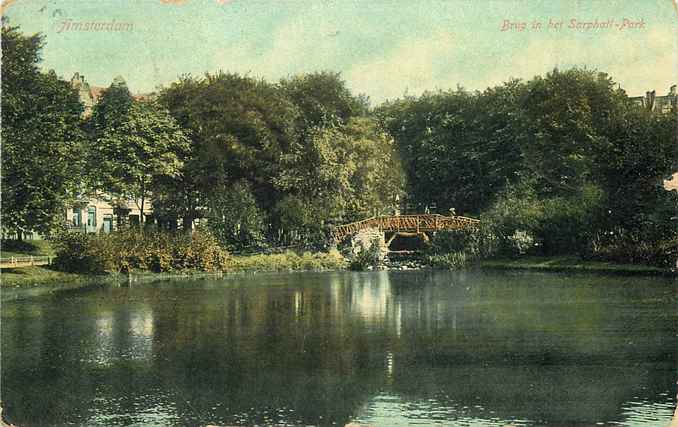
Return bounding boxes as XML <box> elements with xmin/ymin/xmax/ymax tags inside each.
<box><xmin>3</xmin><ymin>0</ymin><xmax>677</xmax><ymax>104</ymax></box>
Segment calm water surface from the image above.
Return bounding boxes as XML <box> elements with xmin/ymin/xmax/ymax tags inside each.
<box><xmin>2</xmin><ymin>270</ymin><xmax>677</xmax><ymax>426</ymax></box>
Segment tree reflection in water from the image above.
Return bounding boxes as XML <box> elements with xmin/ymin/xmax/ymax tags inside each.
<box><xmin>2</xmin><ymin>270</ymin><xmax>677</xmax><ymax>426</ymax></box>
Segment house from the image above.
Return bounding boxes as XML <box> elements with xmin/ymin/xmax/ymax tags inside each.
<box><xmin>67</xmin><ymin>194</ymin><xmax>155</xmax><ymax>234</ymax></box>
<box><xmin>630</xmin><ymin>85</ymin><xmax>677</xmax><ymax>193</ymax></box>
<box><xmin>66</xmin><ymin>73</ymin><xmax>159</xmax><ymax>234</ymax></box>
<box><xmin>629</xmin><ymin>84</ymin><xmax>677</xmax><ymax>114</ymax></box>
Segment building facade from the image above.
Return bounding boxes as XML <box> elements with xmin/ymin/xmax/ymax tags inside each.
<box><xmin>67</xmin><ymin>195</ymin><xmax>154</xmax><ymax>234</ymax></box>
<box><xmin>630</xmin><ymin>84</ymin><xmax>677</xmax><ymax>114</ymax></box>
<box><xmin>66</xmin><ymin>73</ymin><xmax>157</xmax><ymax>234</ymax></box>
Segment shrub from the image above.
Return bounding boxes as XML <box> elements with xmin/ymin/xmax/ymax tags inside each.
<box><xmin>224</xmin><ymin>249</ymin><xmax>346</xmax><ymax>272</ymax></box>
<box><xmin>426</xmin><ymin>251</ymin><xmax>468</xmax><ymax>269</ymax></box>
<box><xmin>585</xmin><ymin>226</ymin><xmax>677</xmax><ymax>267</ymax></box>
<box><xmin>349</xmin><ymin>237</ymin><xmax>382</xmax><ymax>271</ymax></box>
<box><xmin>51</xmin><ymin>231</ymin><xmax>106</xmax><ymax>273</ymax></box>
<box><xmin>507</xmin><ymin>230</ymin><xmax>534</xmax><ymax>256</ymax></box>
<box><xmin>51</xmin><ymin>229</ymin><xmax>229</xmax><ymax>274</ymax></box>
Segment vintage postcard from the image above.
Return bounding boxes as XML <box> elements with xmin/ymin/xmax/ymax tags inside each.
<box><xmin>1</xmin><ymin>0</ymin><xmax>677</xmax><ymax>426</ymax></box>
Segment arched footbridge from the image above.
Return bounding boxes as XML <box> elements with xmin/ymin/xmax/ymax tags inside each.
<box><xmin>331</xmin><ymin>214</ymin><xmax>480</xmax><ymax>244</ymax></box>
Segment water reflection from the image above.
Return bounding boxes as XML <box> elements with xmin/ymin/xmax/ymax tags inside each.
<box><xmin>2</xmin><ymin>271</ymin><xmax>676</xmax><ymax>426</ymax></box>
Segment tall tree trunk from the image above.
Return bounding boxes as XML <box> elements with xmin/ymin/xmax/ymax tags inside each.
<box><xmin>182</xmin><ymin>197</ymin><xmax>195</xmax><ymax>234</ymax></box>
<box><xmin>139</xmin><ymin>195</ymin><xmax>145</xmax><ymax>228</ymax></box>
<box><xmin>182</xmin><ymin>215</ymin><xmax>193</xmax><ymax>233</ymax></box>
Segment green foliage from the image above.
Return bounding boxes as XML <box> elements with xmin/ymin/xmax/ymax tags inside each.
<box><xmin>585</xmin><ymin>226</ymin><xmax>677</xmax><ymax>268</ymax></box>
<box><xmin>159</xmin><ymin>72</ymin><xmax>300</xmax><ymax>209</ymax></box>
<box><xmin>51</xmin><ymin>229</ymin><xmax>229</xmax><ymax>274</ymax></box>
<box><xmin>479</xmin><ymin>180</ymin><xmax>543</xmax><ymax>256</ymax></box>
<box><xmin>226</xmin><ymin>249</ymin><xmax>347</xmax><ymax>272</ymax></box>
<box><xmin>88</xmin><ymin>77</ymin><xmax>133</xmax><ymax>133</ymax></box>
<box><xmin>480</xmin><ymin>180</ymin><xmax>605</xmax><ymax>257</ymax></box>
<box><xmin>379</xmin><ymin>66</ymin><xmax>676</xmax><ymax>265</ymax></box>
<box><xmin>348</xmin><ymin>237</ymin><xmax>382</xmax><ymax>271</ymax></box>
<box><xmin>1</xmin><ymin>26</ymin><xmax>84</xmax><ymax>237</ymax></box>
<box><xmin>50</xmin><ymin>232</ymin><xmax>105</xmax><ymax>273</ymax></box>
<box><xmin>273</xmin><ymin>195</ymin><xmax>326</xmax><ymax>246</ymax></box>
<box><xmin>426</xmin><ymin>228</ymin><xmax>486</xmax><ymax>269</ymax></box>
<box><xmin>376</xmin><ymin>82</ymin><xmax>525</xmax><ymax>214</ymax></box>
<box><xmin>207</xmin><ymin>181</ymin><xmax>267</xmax><ymax>251</ymax></box>
<box><xmin>279</xmin><ymin>71</ymin><xmax>368</xmax><ymax>128</ymax></box>
<box><xmin>274</xmin><ymin>117</ymin><xmax>405</xmax><ymax>241</ymax></box>
<box><xmin>0</xmin><ymin>239</ymin><xmax>54</xmax><ymax>257</ymax></box>
<box><xmin>426</xmin><ymin>252</ymin><xmax>469</xmax><ymax>269</ymax></box>
<box><xmin>89</xmin><ymin>100</ymin><xmax>191</xmax><ymax>223</ymax></box>
<box><xmin>158</xmin><ymin>72</ymin><xmax>404</xmax><ymax>247</ymax></box>
<box><xmin>519</xmin><ymin>69</ymin><xmax>629</xmax><ymax>197</ymax></box>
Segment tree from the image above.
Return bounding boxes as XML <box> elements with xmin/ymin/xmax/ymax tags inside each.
<box><xmin>154</xmin><ymin>76</ymin><xmax>215</xmax><ymax>230</ymax></box>
<box><xmin>273</xmin><ymin>117</ymin><xmax>404</xmax><ymax>243</ymax></box>
<box><xmin>279</xmin><ymin>71</ymin><xmax>368</xmax><ymax>129</ymax></box>
<box><xmin>88</xmin><ymin>76</ymin><xmax>133</xmax><ymax>133</ymax></box>
<box><xmin>518</xmin><ymin>68</ymin><xmax>628</xmax><ymax>197</ymax></box>
<box><xmin>206</xmin><ymin>180</ymin><xmax>267</xmax><ymax>250</ymax></box>
<box><xmin>90</xmin><ymin>100</ymin><xmax>191</xmax><ymax>224</ymax></box>
<box><xmin>1</xmin><ymin>25</ymin><xmax>84</xmax><ymax>238</ymax></box>
<box><xmin>158</xmin><ymin>72</ymin><xmax>301</xmax><ymax>215</ymax></box>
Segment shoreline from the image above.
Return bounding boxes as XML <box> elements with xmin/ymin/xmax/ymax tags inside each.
<box><xmin>479</xmin><ymin>256</ymin><xmax>676</xmax><ymax>277</ymax></box>
<box><xmin>2</xmin><ymin>255</ymin><xmax>675</xmax><ymax>292</ymax></box>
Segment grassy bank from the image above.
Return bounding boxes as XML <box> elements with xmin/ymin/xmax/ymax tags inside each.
<box><xmin>1</xmin><ymin>250</ymin><xmax>348</xmax><ymax>288</ymax></box>
<box><xmin>480</xmin><ymin>256</ymin><xmax>675</xmax><ymax>276</ymax></box>
<box><xmin>0</xmin><ymin>239</ymin><xmax>54</xmax><ymax>259</ymax></box>
<box><xmin>1</xmin><ymin>265</ymin><xmax>96</xmax><ymax>287</ymax></box>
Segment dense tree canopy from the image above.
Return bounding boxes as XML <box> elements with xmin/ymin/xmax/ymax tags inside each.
<box><xmin>378</xmin><ymin>67</ymin><xmax>677</xmax><ymax>261</ymax></box>
<box><xmin>89</xmin><ymin>99</ymin><xmax>191</xmax><ymax>223</ymax></box>
<box><xmin>2</xmin><ymin>24</ymin><xmax>674</xmax><ymax>264</ymax></box>
<box><xmin>1</xmin><ymin>26</ymin><xmax>84</xmax><ymax>238</ymax></box>
<box><xmin>279</xmin><ymin>71</ymin><xmax>369</xmax><ymax>129</ymax></box>
<box><xmin>158</xmin><ymin>71</ymin><xmax>403</xmax><ymax>248</ymax></box>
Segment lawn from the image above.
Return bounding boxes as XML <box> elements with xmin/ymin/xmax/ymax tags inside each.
<box><xmin>1</xmin><ymin>239</ymin><xmax>55</xmax><ymax>259</ymax></box>
<box><xmin>1</xmin><ymin>265</ymin><xmax>92</xmax><ymax>287</ymax></box>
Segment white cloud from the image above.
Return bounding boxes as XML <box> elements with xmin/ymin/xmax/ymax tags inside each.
<box><xmin>345</xmin><ymin>31</ymin><xmax>460</xmax><ymax>102</ymax></box>
<box><xmin>466</xmin><ymin>25</ymin><xmax>677</xmax><ymax>97</ymax></box>
<box><xmin>345</xmin><ymin>24</ymin><xmax>676</xmax><ymax>103</ymax></box>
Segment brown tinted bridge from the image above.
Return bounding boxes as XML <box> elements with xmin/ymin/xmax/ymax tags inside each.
<box><xmin>331</xmin><ymin>214</ymin><xmax>480</xmax><ymax>242</ymax></box>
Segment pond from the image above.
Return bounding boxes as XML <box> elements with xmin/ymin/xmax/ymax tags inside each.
<box><xmin>2</xmin><ymin>270</ymin><xmax>677</xmax><ymax>426</ymax></box>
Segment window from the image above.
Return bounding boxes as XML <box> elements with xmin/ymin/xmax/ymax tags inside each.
<box><xmin>103</xmin><ymin>215</ymin><xmax>113</xmax><ymax>233</ymax></box>
<box><xmin>72</xmin><ymin>208</ymin><xmax>82</xmax><ymax>226</ymax></box>
<box><xmin>87</xmin><ymin>207</ymin><xmax>96</xmax><ymax>227</ymax></box>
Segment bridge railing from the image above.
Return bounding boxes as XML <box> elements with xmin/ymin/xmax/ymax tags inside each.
<box><xmin>331</xmin><ymin>214</ymin><xmax>480</xmax><ymax>241</ymax></box>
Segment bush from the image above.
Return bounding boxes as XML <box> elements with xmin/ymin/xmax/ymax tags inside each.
<box><xmin>507</xmin><ymin>230</ymin><xmax>534</xmax><ymax>256</ymax></box>
<box><xmin>426</xmin><ymin>251</ymin><xmax>468</xmax><ymax>269</ymax></box>
<box><xmin>480</xmin><ymin>181</ymin><xmax>604</xmax><ymax>257</ymax></box>
<box><xmin>51</xmin><ymin>229</ymin><xmax>229</xmax><ymax>274</ymax></box>
<box><xmin>225</xmin><ymin>249</ymin><xmax>347</xmax><ymax>272</ymax></box>
<box><xmin>50</xmin><ymin>231</ymin><xmax>106</xmax><ymax>273</ymax></box>
<box><xmin>349</xmin><ymin>237</ymin><xmax>382</xmax><ymax>271</ymax></box>
<box><xmin>585</xmin><ymin>226</ymin><xmax>677</xmax><ymax>267</ymax></box>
